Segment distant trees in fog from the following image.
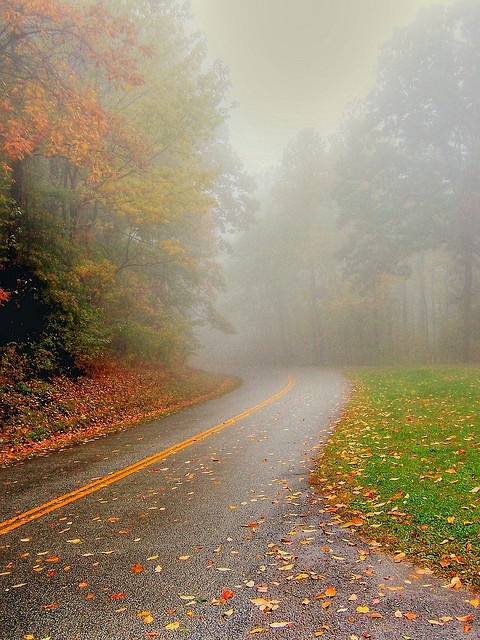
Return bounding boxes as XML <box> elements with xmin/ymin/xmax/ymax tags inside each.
<box><xmin>225</xmin><ymin>0</ymin><xmax>480</xmax><ymax>365</ymax></box>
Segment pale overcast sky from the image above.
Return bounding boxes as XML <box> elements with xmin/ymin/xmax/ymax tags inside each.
<box><xmin>188</xmin><ymin>0</ymin><xmax>455</xmax><ymax>175</ymax></box>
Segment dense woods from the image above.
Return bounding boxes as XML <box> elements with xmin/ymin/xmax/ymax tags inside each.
<box><xmin>220</xmin><ymin>0</ymin><xmax>480</xmax><ymax>366</ymax></box>
<box><xmin>0</xmin><ymin>0</ymin><xmax>254</xmax><ymax>381</ymax></box>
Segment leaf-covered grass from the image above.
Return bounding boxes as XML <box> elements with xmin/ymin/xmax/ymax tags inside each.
<box><xmin>0</xmin><ymin>362</ymin><xmax>239</xmax><ymax>467</ymax></box>
<box><xmin>313</xmin><ymin>366</ymin><xmax>480</xmax><ymax>592</ymax></box>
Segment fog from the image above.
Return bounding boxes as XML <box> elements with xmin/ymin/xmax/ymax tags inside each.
<box><xmin>189</xmin><ymin>0</ymin><xmax>455</xmax><ymax>175</ymax></box>
<box><xmin>1</xmin><ymin>0</ymin><xmax>478</xmax><ymax>376</ymax></box>
<box><xmin>192</xmin><ymin>0</ymin><xmax>480</xmax><ymax>368</ymax></box>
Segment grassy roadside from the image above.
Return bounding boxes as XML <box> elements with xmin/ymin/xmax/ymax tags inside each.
<box><xmin>0</xmin><ymin>363</ymin><xmax>240</xmax><ymax>467</ymax></box>
<box><xmin>312</xmin><ymin>366</ymin><xmax>480</xmax><ymax>592</ymax></box>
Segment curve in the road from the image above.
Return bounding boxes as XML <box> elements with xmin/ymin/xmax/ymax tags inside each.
<box><xmin>0</xmin><ymin>375</ymin><xmax>295</xmax><ymax>537</ymax></box>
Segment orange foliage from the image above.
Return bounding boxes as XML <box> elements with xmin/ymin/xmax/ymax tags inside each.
<box><xmin>0</xmin><ymin>0</ymin><xmax>146</xmax><ymax>179</ymax></box>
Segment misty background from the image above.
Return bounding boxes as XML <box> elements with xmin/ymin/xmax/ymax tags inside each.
<box><xmin>191</xmin><ymin>0</ymin><xmax>479</xmax><ymax>368</ymax></box>
<box><xmin>0</xmin><ymin>0</ymin><xmax>478</xmax><ymax>380</ymax></box>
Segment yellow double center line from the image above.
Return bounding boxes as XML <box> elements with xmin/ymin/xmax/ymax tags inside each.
<box><xmin>0</xmin><ymin>375</ymin><xmax>295</xmax><ymax>536</ymax></box>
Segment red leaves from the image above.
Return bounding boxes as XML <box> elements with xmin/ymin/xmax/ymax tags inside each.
<box><xmin>0</xmin><ymin>364</ymin><xmax>236</xmax><ymax>466</ymax></box>
<box><xmin>0</xmin><ymin>288</ymin><xmax>10</xmax><ymax>306</ymax></box>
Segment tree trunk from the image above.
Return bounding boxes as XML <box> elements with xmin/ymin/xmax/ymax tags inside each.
<box><xmin>461</xmin><ymin>251</ymin><xmax>474</xmax><ymax>362</ymax></box>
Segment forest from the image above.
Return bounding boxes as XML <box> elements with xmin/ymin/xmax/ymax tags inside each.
<box><xmin>220</xmin><ymin>0</ymin><xmax>480</xmax><ymax>367</ymax></box>
<box><xmin>0</xmin><ymin>0</ymin><xmax>255</xmax><ymax>382</ymax></box>
<box><xmin>1</xmin><ymin>0</ymin><xmax>480</xmax><ymax>388</ymax></box>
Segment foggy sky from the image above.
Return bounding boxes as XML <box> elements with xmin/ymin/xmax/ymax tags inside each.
<box><xmin>189</xmin><ymin>0</ymin><xmax>455</xmax><ymax>175</ymax></box>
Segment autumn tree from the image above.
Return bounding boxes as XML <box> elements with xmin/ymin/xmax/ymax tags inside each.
<box><xmin>0</xmin><ymin>0</ymin><xmax>256</xmax><ymax>376</ymax></box>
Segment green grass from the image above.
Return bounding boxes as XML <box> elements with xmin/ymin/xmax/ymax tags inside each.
<box><xmin>313</xmin><ymin>366</ymin><xmax>480</xmax><ymax>591</ymax></box>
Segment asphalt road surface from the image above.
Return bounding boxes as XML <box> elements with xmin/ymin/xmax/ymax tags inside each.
<box><xmin>0</xmin><ymin>366</ymin><xmax>477</xmax><ymax>639</ymax></box>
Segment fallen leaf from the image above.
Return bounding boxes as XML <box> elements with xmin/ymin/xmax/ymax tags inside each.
<box><xmin>405</xmin><ymin>612</ymin><xmax>418</xmax><ymax>620</ymax></box>
<box><xmin>165</xmin><ymin>622</ymin><xmax>179</xmax><ymax>630</ymax></box>
<box><xmin>447</xmin><ymin>576</ymin><xmax>462</xmax><ymax>590</ymax></box>
<box><xmin>109</xmin><ymin>593</ymin><xmax>127</xmax><ymax>599</ymax></box>
<box><xmin>325</xmin><ymin>586</ymin><xmax>336</xmax><ymax>597</ymax></box>
<box><xmin>131</xmin><ymin>563</ymin><xmax>143</xmax><ymax>573</ymax></box>
<box><xmin>249</xmin><ymin>629</ymin><xmax>265</xmax><ymax>634</ymax></box>
<box><xmin>222</xmin><ymin>590</ymin><xmax>234</xmax><ymax>600</ymax></box>
<box><xmin>269</xmin><ymin>622</ymin><xmax>291</xmax><ymax>628</ymax></box>
<box><xmin>356</xmin><ymin>606</ymin><xmax>370</xmax><ymax>613</ymax></box>
<box><xmin>342</xmin><ymin>517</ymin><xmax>364</xmax><ymax>527</ymax></box>
<box><xmin>468</xmin><ymin>598</ymin><xmax>480</xmax><ymax>608</ymax></box>
<box><xmin>457</xmin><ymin>615</ymin><xmax>474</xmax><ymax>622</ymax></box>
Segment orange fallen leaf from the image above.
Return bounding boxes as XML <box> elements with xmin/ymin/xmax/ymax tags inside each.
<box><xmin>131</xmin><ymin>563</ymin><xmax>143</xmax><ymax>573</ymax></box>
<box><xmin>325</xmin><ymin>586</ymin><xmax>336</xmax><ymax>597</ymax></box>
<box><xmin>222</xmin><ymin>590</ymin><xmax>234</xmax><ymax>600</ymax></box>
<box><xmin>42</xmin><ymin>603</ymin><xmax>58</xmax><ymax>610</ymax></box>
<box><xmin>468</xmin><ymin>598</ymin><xmax>480</xmax><ymax>608</ymax></box>
<box><xmin>342</xmin><ymin>517</ymin><xmax>364</xmax><ymax>527</ymax></box>
<box><xmin>457</xmin><ymin>615</ymin><xmax>474</xmax><ymax>622</ymax></box>
<box><xmin>405</xmin><ymin>612</ymin><xmax>417</xmax><ymax>620</ymax></box>
<box><xmin>370</xmin><ymin>612</ymin><xmax>382</xmax><ymax>619</ymax></box>
<box><xmin>109</xmin><ymin>593</ymin><xmax>126</xmax><ymax>599</ymax></box>
<box><xmin>447</xmin><ymin>576</ymin><xmax>462</xmax><ymax>590</ymax></box>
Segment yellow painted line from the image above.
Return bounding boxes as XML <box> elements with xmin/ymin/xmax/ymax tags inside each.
<box><xmin>0</xmin><ymin>375</ymin><xmax>295</xmax><ymax>536</ymax></box>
